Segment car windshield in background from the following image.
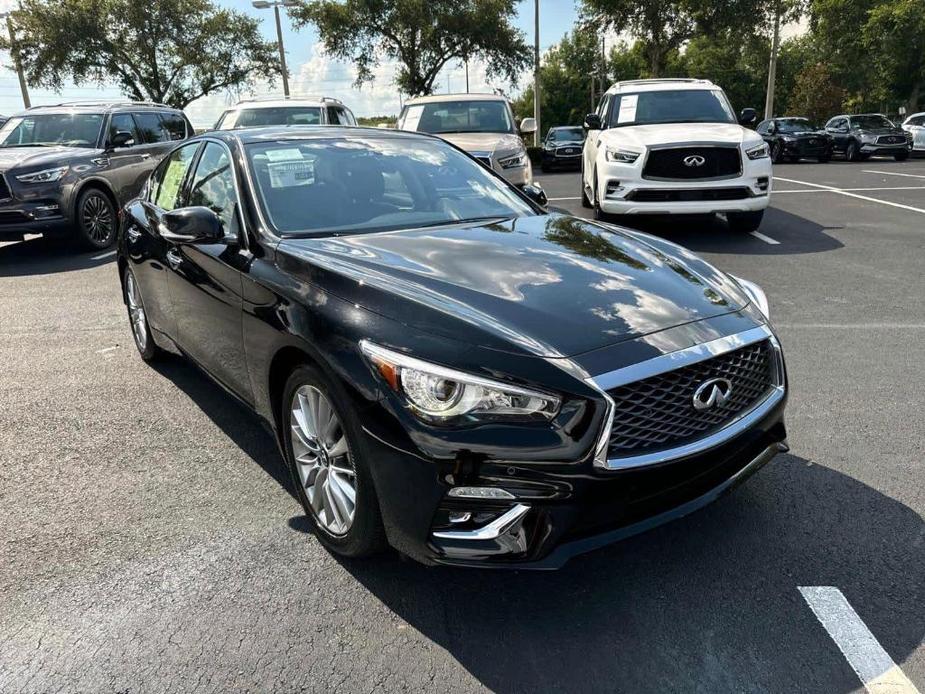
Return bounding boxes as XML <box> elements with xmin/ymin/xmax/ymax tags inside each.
<box><xmin>852</xmin><ymin>115</ymin><xmax>895</xmax><ymax>130</ymax></box>
<box><xmin>608</xmin><ymin>89</ymin><xmax>736</xmax><ymax>128</ymax></box>
<box><xmin>549</xmin><ymin>128</ymin><xmax>584</xmax><ymax>142</ymax></box>
<box><xmin>234</xmin><ymin>107</ymin><xmax>323</xmax><ymax>128</ymax></box>
<box><xmin>0</xmin><ymin>113</ymin><xmax>104</xmax><ymax>148</ymax></box>
<box><xmin>404</xmin><ymin>100</ymin><xmax>515</xmax><ymax>134</ymax></box>
<box><xmin>246</xmin><ymin>136</ymin><xmax>536</xmax><ymax>237</ymax></box>
<box><xmin>778</xmin><ymin>119</ymin><xmax>818</xmax><ymax>133</ymax></box>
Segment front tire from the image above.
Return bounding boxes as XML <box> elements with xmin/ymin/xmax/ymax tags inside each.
<box><xmin>592</xmin><ymin>170</ymin><xmax>612</xmax><ymax>222</ymax></box>
<box><xmin>846</xmin><ymin>140</ymin><xmax>862</xmax><ymax>162</ymax></box>
<box><xmin>727</xmin><ymin>210</ymin><xmax>765</xmax><ymax>233</ymax></box>
<box><xmin>770</xmin><ymin>141</ymin><xmax>785</xmax><ymax>164</ymax></box>
<box><xmin>896</xmin><ymin>151</ymin><xmax>909</xmax><ymax>161</ymax></box>
<box><xmin>283</xmin><ymin>364</ymin><xmax>387</xmax><ymax>558</ymax></box>
<box><xmin>123</xmin><ymin>268</ymin><xmax>163</xmax><ymax>362</ymax></box>
<box><xmin>75</xmin><ymin>188</ymin><xmax>117</xmax><ymax>250</ymax></box>
<box><xmin>580</xmin><ymin>164</ymin><xmax>592</xmax><ymax>208</ymax></box>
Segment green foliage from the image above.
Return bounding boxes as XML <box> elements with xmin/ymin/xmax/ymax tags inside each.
<box><xmin>788</xmin><ymin>62</ymin><xmax>846</xmax><ymax>123</ymax></box>
<box><xmin>357</xmin><ymin>115</ymin><xmax>397</xmax><ymax>127</ymax></box>
<box><xmin>290</xmin><ymin>0</ymin><xmax>530</xmax><ymax>97</ymax></box>
<box><xmin>863</xmin><ymin>0</ymin><xmax>925</xmax><ymax>111</ymax></box>
<box><xmin>1</xmin><ymin>0</ymin><xmax>280</xmax><ymax>108</ymax></box>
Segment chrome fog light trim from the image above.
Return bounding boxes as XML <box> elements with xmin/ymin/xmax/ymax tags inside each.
<box><xmin>432</xmin><ymin>504</ymin><xmax>530</xmax><ymax>541</ymax></box>
<box><xmin>447</xmin><ymin>486</ymin><xmax>515</xmax><ymax>500</ymax></box>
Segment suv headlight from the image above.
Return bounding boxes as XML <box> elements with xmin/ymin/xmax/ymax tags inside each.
<box><xmin>498</xmin><ymin>152</ymin><xmax>527</xmax><ymax>169</ymax></box>
<box><xmin>745</xmin><ymin>143</ymin><xmax>769</xmax><ymax>160</ymax></box>
<box><xmin>731</xmin><ymin>275</ymin><xmax>770</xmax><ymax>319</ymax></box>
<box><xmin>859</xmin><ymin>131</ymin><xmax>877</xmax><ymax>143</ymax></box>
<box><xmin>360</xmin><ymin>341</ymin><xmax>560</xmax><ymax>423</ymax></box>
<box><xmin>16</xmin><ymin>165</ymin><xmax>69</xmax><ymax>183</ymax></box>
<box><xmin>605</xmin><ymin>147</ymin><xmax>640</xmax><ymax>163</ymax></box>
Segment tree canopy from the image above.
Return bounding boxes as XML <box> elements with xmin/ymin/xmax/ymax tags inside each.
<box><xmin>2</xmin><ymin>0</ymin><xmax>280</xmax><ymax>108</ymax></box>
<box><xmin>289</xmin><ymin>0</ymin><xmax>531</xmax><ymax>97</ymax></box>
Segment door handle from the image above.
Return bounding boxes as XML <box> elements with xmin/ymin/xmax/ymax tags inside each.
<box><xmin>140</xmin><ymin>153</ymin><xmax>152</xmax><ymax>160</ymax></box>
<box><xmin>166</xmin><ymin>248</ymin><xmax>182</xmax><ymax>270</ymax></box>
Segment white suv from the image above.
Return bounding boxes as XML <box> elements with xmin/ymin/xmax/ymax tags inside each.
<box><xmin>213</xmin><ymin>96</ymin><xmax>356</xmax><ymax>130</ymax></box>
<box><xmin>581</xmin><ymin>79</ymin><xmax>771</xmax><ymax>232</ymax></box>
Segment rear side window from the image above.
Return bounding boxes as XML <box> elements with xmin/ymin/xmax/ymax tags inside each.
<box><xmin>134</xmin><ymin>112</ymin><xmax>170</xmax><ymax>143</ymax></box>
<box><xmin>109</xmin><ymin>113</ymin><xmax>140</xmax><ymax>144</ymax></box>
<box><xmin>160</xmin><ymin>113</ymin><xmax>188</xmax><ymax>141</ymax></box>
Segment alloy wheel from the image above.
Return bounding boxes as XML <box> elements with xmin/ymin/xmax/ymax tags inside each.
<box><xmin>290</xmin><ymin>385</ymin><xmax>357</xmax><ymax>536</ymax></box>
<box><xmin>125</xmin><ymin>272</ymin><xmax>148</xmax><ymax>352</ymax></box>
<box><xmin>82</xmin><ymin>193</ymin><xmax>114</xmax><ymax>244</ymax></box>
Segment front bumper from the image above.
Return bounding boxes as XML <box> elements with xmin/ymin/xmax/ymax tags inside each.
<box><xmin>542</xmin><ymin>150</ymin><xmax>582</xmax><ymax>169</ymax></box>
<box><xmin>781</xmin><ymin>139</ymin><xmax>831</xmax><ymax>158</ymax></box>
<box><xmin>0</xmin><ymin>174</ymin><xmax>73</xmax><ymax>238</ymax></box>
<box><xmin>860</xmin><ymin>142</ymin><xmax>912</xmax><ymax>155</ymax></box>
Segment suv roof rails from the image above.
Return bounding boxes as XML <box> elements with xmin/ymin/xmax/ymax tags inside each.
<box><xmin>235</xmin><ymin>95</ymin><xmax>344</xmax><ymax>105</ymax></box>
<box><xmin>614</xmin><ymin>78</ymin><xmax>707</xmax><ymax>87</ymax></box>
<box><xmin>28</xmin><ymin>99</ymin><xmax>172</xmax><ymax>110</ymax></box>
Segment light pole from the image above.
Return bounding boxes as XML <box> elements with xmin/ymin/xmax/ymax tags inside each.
<box><xmin>764</xmin><ymin>0</ymin><xmax>781</xmax><ymax>120</ymax></box>
<box><xmin>253</xmin><ymin>0</ymin><xmax>299</xmax><ymax>98</ymax></box>
<box><xmin>533</xmin><ymin>0</ymin><xmax>540</xmax><ymax>146</ymax></box>
<box><xmin>0</xmin><ymin>11</ymin><xmax>31</xmax><ymax>109</ymax></box>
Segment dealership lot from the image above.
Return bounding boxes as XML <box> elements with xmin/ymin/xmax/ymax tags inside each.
<box><xmin>1</xmin><ymin>159</ymin><xmax>923</xmax><ymax>692</ymax></box>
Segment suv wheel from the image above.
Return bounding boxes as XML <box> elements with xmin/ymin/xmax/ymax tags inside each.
<box><xmin>770</xmin><ymin>141</ymin><xmax>784</xmax><ymax>164</ymax></box>
<box><xmin>580</xmin><ymin>164</ymin><xmax>592</xmax><ymax>208</ymax></box>
<box><xmin>76</xmin><ymin>188</ymin><xmax>117</xmax><ymax>250</ymax></box>
<box><xmin>727</xmin><ymin>210</ymin><xmax>765</xmax><ymax>233</ymax></box>
<box><xmin>846</xmin><ymin>140</ymin><xmax>862</xmax><ymax>162</ymax></box>
<box><xmin>592</xmin><ymin>170</ymin><xmax>611</xmax><ymax>222</ymax></box>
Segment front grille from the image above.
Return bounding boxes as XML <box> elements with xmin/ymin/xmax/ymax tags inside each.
<box><xmin>555</xmin><ymin>146</ymin><xmax>581</xmax><ymax>156</ymax></box>
<box><xmin>626</xmin><ymin>187</ymin><xmax>750</xmax><ymax>202</ymax></box>
<box><xmin>0</xmin><ymin>174</ymin><xmax>11</xmax><ymax>202</ymax></box>
<box><xmin>643</xmin><ymin>147</ymin><xmax>741</xmax><ymax>180</ymax></box>
<box><xmin>877</xmin><ymin>135</ymin><xmax>905</xmax><ymax>145</ymax></box>
<box><xmin>606</xmin><ymin>340</ymin><xmax>775</xmax><ymax>457</ymax></box>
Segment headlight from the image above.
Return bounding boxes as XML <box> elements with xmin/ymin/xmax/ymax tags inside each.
<box><xmin>731</xmin><ymin>275</ymin><xmax>770</xmax><ymax>319</ymax></box>
<box><xmin>605</xmin><ymin>147</ymin><xmax>640</xmax><ymax>163</ymax></box>
<box><xmin>859</xmin><ymin>132</ymin><xmax>877</xmax><ymax>143</ymax></box>
<box><xmin>781</xmin><ymin>135</ymin><xmax>796</xmax><ymax>143</ymax></box>
<box><xmin>498</xmin><ymin>152</ymin><xmax>527</xmax><ymax>169</ymax></box>
<box><xmin>745</xmin><ymin>143</ymin><xmax>769</xmax><ymax>160</ymax></box>
<box><xmin>16</xmin><ymin>165</ymin><xmax>69</xmax><ymax>183</ymax></box>
<box><xmin>360</xmin><ymin>341</ymin><xmax>560</xmax><ymax>423</ymax></box>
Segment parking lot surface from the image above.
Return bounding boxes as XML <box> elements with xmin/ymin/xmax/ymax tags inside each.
<box><xmin>1</xmin><ymin>158</ymin><xmax>923</xmax><ymax>692</ymax></box>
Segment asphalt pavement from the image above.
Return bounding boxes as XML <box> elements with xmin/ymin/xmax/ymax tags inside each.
<box><xmin>1</xmin><ymin>156</ymin><xmax>923</xmax><ymax>693</ymax></box>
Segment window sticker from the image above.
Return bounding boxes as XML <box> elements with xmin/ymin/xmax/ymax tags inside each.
<box><xmin>403</xmin><ymin>105</ymin><xmax>424</xmax><ymax>131</ymax></box>
<box><xmin>617</xmin><ymin>94</ymin><xmax>638</xmax><ymax>124</ymax></box>
<box><xmin>268</xmin><ymin>160</ymin><xmax>315</xmax><ymax>188</ymax></box>
<box><xmin>265</xmin><ymin>148</ymin><xmax>304</xmax><ymax>162</ymax></box>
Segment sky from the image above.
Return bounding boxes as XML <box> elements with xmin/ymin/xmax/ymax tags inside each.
<box><xmin>0</xmin><ymin>0</ymin><xmax>579</xmax><ymax>127</ymax></box>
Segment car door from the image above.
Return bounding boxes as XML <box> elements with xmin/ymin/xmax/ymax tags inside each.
<box><xmin>583</xmin><ymin>94</ymin><xmax>611</xmax><ymax>187</ymax></box>
<box><xmin>165</xmin><ymin>140</ymin><xmax>253</xmax><ymax>402</ymax></box>
<box><xmin>104</xmin><ymin>112</ymin><xmax>147</xmax><ymax>203</ymax></box>
<box><xmin>826</xmin><ymin>118</ymin><xmax>848</xmax><ymax>152</ymax></box>
<box><xmin>133</xmin><ymin>141</ymin><xmax>201</xmax><ymax>340</ymax></box>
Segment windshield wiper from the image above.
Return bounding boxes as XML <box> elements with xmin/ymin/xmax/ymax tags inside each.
<box><xmin>0</xmin><ymin>143</ymin><xmax>53</xmax><ymax>148</ymax></box>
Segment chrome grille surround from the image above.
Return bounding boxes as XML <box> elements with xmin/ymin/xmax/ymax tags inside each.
<box><xmin>587</xmin><ymin>325</ymin><xmax>785</xmax><ymax>470</ymax></box>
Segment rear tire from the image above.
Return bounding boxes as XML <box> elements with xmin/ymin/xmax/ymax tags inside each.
<box><xmin>123</xmin><ymin>267</ymin><xmax>164</xmax><ymax>363</ymax></box>
<box><xmin>75</xmin><ymin>188</ymin><xmax>117</xmax><ymax>250</ymax></box>
<box><xmin>727</xmin><ymin>210</ymin><xmax>765</xmax><ymax>233</ymax></box>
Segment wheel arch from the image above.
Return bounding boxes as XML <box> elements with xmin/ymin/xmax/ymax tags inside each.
<box><xmin>71</xmin><ymin>178</ymin><xmax>119</xmax><ymax>223</ymax></box>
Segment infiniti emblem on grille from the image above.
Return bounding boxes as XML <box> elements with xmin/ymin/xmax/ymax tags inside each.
<box><xmin>692</xmin><ymin>377</ymin><xmax>733</xmax><ymax>411</ymax></box>
<box><xmin>683</xmin><ymin>155</ymin><xmax>706</xmax><ymax>167</ymax></box>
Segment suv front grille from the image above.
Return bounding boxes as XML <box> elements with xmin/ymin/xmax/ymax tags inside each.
<box><xmin>643</xmin><ymin>146</ymin><xmax>742</xmax><ymax>180</ymax></box>
<box><xmin>877</xmin><ymin>135</ymin><xmax>906</xmax><ymax>145</ymax></box>
<box><xmin>606</xmin><ymin>340</ymin><xmax>775</xmax><ymax>457</ymax></box>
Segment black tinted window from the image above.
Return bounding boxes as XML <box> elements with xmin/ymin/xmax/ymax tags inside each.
<box><xmin>109</xmin><ymin>113</ymin><xmax>140</xmax><ymax>144</ymax></box>
<box><xmin>188</xmin><ymin>142</ymin><xmax>238</xmax><ymax>238</ymax></box>
<box><xmin>160</xmin><ymin>113</ymin><xmax>187</xmax><ymax>141</ymax></box>
<box><xmin>235</xmin><ymin>107</ymin><xmax>322</xmax><ymax>127</ymax></box>
<box><xmin>135</xmin><ymin>112</ymin><xmax>170</xmax><ymax>143</ymax></box>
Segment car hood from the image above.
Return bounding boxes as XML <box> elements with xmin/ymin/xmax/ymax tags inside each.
<box><xmin>857</xmin><ymin>127</ymin><xmax>904</xmax><ymax>136</ymax></box>
<box><xmin>600</xmin><ymin>122</ymin><xmax>759</xmax><ymax>149</ymax></box>
<box><xmin>277</xmin><ymin>214</ymin><xmax>749</xmax><ymax>358</ymax></box>
<box><xmin>432</xmin><ymin>132</ymin><xmax>524</xmax><ymax>157</ymax></box>
<box><xmin>0</xmin><ymin>145</ymin><xmax>92</xmax><ymax>171</ymax></box>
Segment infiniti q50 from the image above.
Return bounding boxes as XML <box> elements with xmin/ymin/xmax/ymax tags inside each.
<box><xmin>117</xmin><ymin>127</ymin><xmax>788</xmax><ymax>568</ymax></box>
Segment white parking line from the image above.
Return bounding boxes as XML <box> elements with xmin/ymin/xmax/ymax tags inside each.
<box><xmin>774</xmin><ymin>185</ymin><xmax>925</xmax><ymax>194</ymax></box>
<box><xmin>799</xmin><ymin>586</ymin><xmax>921</xmax><ymax>694</ymax></box>
<box><xmin>862</xmin><ymin>169</ymin><xmax>925</xmax><ymax>179</ymax></box>
<box><xmin>775</xmin><ymin>176</ymin><xmax>925</xmax><ymax>215</ymax></box>
<box><xmin>749</xmin><ymin>231</ymin><xmax>780</xmax><ymax>245</ymax></box>
<box><xmin>91</xmin><ymin>250</ymin><xmax>116</xmax><ymax>260</ymax></box>
<box><xmin>547</xmin><ymin>196</ymin><xmax>580</xmax><ymax>201</ymax></box>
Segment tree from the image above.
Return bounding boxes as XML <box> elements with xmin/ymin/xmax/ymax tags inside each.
<box><xmin>290</xmin><ymin>0</ymin><xmax>530</xmax><ymax>97</ymax></box>
<box><xmin>864</xmin><ymin>0</ymin><xmax>925</xmax><ymax>111</ymax></box>
<box><xmin>788</xmin><ymin>62</ymin><xmax>846</xmax><ymax>123</ymax></box>
<box><xmin>1</xmin><ymin>0</ymin><xmax>280</xmax><ymax>109</ymax></box>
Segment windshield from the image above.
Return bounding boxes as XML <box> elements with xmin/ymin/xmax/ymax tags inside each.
<box><xmin>246</xmin><ymin>136</ymin><xmax>536</xmax><ymax>237</ymax></box>
<box><xmin>0</xmin><ymin>113</ymin><xmax>104</xmax><ymax>148</ymax></box>
<box><xmin>607</xmin><ymin>89</ymin><xmax>736</xmax><ymax>128</ymax></box>
<box><xmin>228</xmin><ymin>107</ymin><xmax>323</xmax><ymax>129</ymax></box>
<box><xmin>851</xmin><ymin>115</ymin><xmax>895</xmax><ymax>130</ymax></box>
<box><xmin>402</xmin><ymin>100</ymin><xmax>515</xmax><ymax>134</ymax></box>
<box><xmin>778</xmin><ymin>119</ymin><xmax>819</xmax><ymax>133</ymax></box>
<box><xmin>548</xmin><ymin>128</ymin><xmax>584</xmax><ymax>143</ymax></box>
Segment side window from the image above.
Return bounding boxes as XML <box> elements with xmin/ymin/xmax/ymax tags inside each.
<box><xmin>756</xmin><ymin>120</ymin><xmax>769</xmax><ymax>134</ymax></box>
<box><xmin>160</xmin><ymin>113</ymin><xmax>188</xmax><ymax>141</ymax></box>
<box><xmin>150</xmin><ymin>143</ymin><xmax>199</xmax><ymax>211</ymax></box>
<box><xmin>135</xmin><ymin>112</ymin><xmax>170</xmax><ymax>143</ymax></box>
<box><xmin>188</xmin><ymin>142</ymin><xmax>239</xmax><ymax>239</ymax></box>
<box><xmin>337</xmin><ymin>107</ymin><xmax>356</xmax><ymax>125</ymax></box>
<box><xmin>326</xmin><ymin>106</ymin><xmax>348</xmax><ymax>125</ymax></box>
<box><xmin>109</xmin><ymin>113</ymin><xmax>140</xmax><ymax>144</ymax></box>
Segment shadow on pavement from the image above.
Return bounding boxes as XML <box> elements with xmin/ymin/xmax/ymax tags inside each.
<box><xmin>0</xmin><ymin>236</ymin><xmax>116</xmax><ymax>277</ymax></box>
<box><xmin>333</xmin><ymin>454</ymin><xmax>923</xmax><ymax>693</ymax></box>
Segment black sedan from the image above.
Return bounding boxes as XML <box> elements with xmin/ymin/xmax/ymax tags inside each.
<box><xmin>756</xmin><ymin>117</ymin><xmax>833</xmax><ymax>163</ymax></box>
<box><xmin>118</xmin><ymin>126</ymin><xmax>788</xmax><ymax>569</ymax></box>
<box><xmin>540</xmin><ymin>126</ymin><xmax>585</xmax><ymax>171</ymax></box>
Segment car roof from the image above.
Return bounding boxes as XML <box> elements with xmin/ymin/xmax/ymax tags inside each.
<box><xmin>17</xmin><ymin>100</ymin><xmax>182</xmax><ymax>116</ymax></box>
<box><xmin>227</xmin><ymin>96</ymin><xmax>348</xmax><ymax>110</ymax></box>
<box><xmin>404</xmin><ymin>93</ymin><xmax>509</xmax><ymax>106</ymax></box>
<box><xmin>606</xmin><ymin>78</ymin><xmax>717</xmax><ymax>95</ymax></box>
<box><xmin>205</xmin><ymin>125</ymin><xmax>438</xmax><ymax>145</ymax></box>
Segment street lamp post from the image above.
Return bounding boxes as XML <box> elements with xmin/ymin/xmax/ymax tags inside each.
<box><xmin>253</xmin><ymin>0</ymin><xmax>299</xmax><ymax>98</ymax></box>
<box><xmin>533</xmin><ymin>0</ymin><xmax>540</xmax><ymax>146</ymax></box>
<box><xmin>0</xmin><ymin>11</ymin><xmax>31</xmax><ymax>109</ymax></box>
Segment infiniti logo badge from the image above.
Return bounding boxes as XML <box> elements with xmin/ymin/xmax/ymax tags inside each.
<box><xmin>692</xmin><ymin>377</ymin><xmax>733</xmax><ymax>411</ymax></box>
<box><xmin>683</xmin><ymin>154</ymin><xmax>706</xmax><ymax>167</ymax></box>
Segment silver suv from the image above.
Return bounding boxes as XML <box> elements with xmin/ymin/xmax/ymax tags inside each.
<box><xmin>214</xmin><ymin>96</ymin><xmax>357</xmax><ymax>130</ymax></box>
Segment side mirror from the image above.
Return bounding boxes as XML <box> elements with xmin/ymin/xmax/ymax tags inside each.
<box><xmin>159</xmin><ymin>206</ymin><xmax>224</xmax><ymax>243</ymax></box>
<box><xmin>739</xmin><ymin>108</ymin><xmax>757</xmax><ymax>126</ymax></box>
<box><xmin>584</xmin><ymin>113</ymin><xmax>603</xmax><ymax>131</ymax></box>
<box><xmin>767</xmin><ymin>122</ymin><xmax>777</xmax><ymax>134</ymax></box>
<box><xmin>109</xmin><ymin>131</ymin><xmax>135</xmax><ymax>148</ymax></box>
<box><xmin>522</xmin><ymin>183</ymin><xmax>548</xmax><ymax>207</ymax></box>
<box><xmin>519</xmin><ymin>117</ymin><xmax>538</xmax><ymax>135</ymax></box>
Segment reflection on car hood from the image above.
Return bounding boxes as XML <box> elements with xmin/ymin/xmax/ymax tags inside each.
<box><xmin>431</xmin><ymin>132</ymin><xmax>524</xmax><ymax>157</ymax></box>
<box><xmin>600</xmin><ymin>122</ymin><xmax>760</xmax><ymax>149</ymax></box>
<box><xmin>278</xmin><ymin>214</ymin><xmax>749</xmax><ymax>358</ymax></box>
<box><xmin>0</xmin><ymin>145</ymin><xmax>93</xmax><ymax>171</ymax></box>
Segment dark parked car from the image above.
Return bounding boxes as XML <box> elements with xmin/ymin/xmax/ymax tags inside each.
<box><xmin>824</xmin><ymin>113</ymin><xmax>912</xmax><ymax>161</ymax></box>
<box><xmin>756</xmin><ymin>117</ymin><xmax>832</xmax><ymax>163</ymax></box>
<box><xmin>540</xmin><ymin>125</ymin><xmax>585</xmax><ymax>171</ymax></box>
<box><xmin>118</xmin><ymin>126</ymin><xmax>788</xmax><ymax>569</ymax></box>
<box><xmin>0</xmin><ymin>100</ymin><xmax>191</xmax><ymax>249</ymax></box>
